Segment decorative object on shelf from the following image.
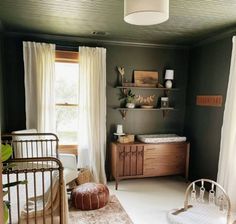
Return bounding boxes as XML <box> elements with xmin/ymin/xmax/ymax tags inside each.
<box><xmin>119</xmin><ymin>88</ymin><xmax>136</xmax><ymax>108</ymax></box>
<box><xmin>140</xmin><ymin>105</ymin><xmax>154</xmax><ymax>109</ymax></box>
<box><xmin>124</xmin><ymin>0</ymin><xmax>169</xmax><ymax>26</ymax></box>
<box><xmin>134</xmin><ymin>71</ymin><xmax>158</xmax><ymax>87</ymax></box>
<box><xmin>165</xmin><ymin>69</ymin><xmax>174</xmax><ymax>89</ymax></box>
<box><xmin>136</xmin><ymin>95</ymin><xmax>156</xmax><ymax>108</ymax></box>
<box><xmin>117</xmin><ymin>66</ymin><xmax>125</xmax><ymax>85</ymax></box>
<box><xmin>118</xmin><ymin>134</ymin><xmax>135</xmax><ymax>144</ymax></box>
<box><xmin>117</xmin><ymin>124</ymin><xmax>123</xmax><ymax>134</ymax></box>
<box><xmin>161</xmin><ymin>97</ymin><xmax>169</xmax><ymax>108</ymax></box>
<box><xmin>115</xmin><ymin>84</ymin><xmax>177</xmax><ymax>119</ymax></box>
<box><xmin>157</xmin><ymin>83</ymin><xmax>164</xmax><ymax>88</ymax></box>
<box><xmin>126</xmin><ymin>103</ymin><xmax>135</xmax><ymax>109</ymax></box>
<box><xmin>114</xmin><ymin>124</ymin><xmax>125</xmax><ymax>135</ymax></box>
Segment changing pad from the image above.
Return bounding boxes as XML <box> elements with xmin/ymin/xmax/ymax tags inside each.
<box><xmin>136</xmin><ymin>134</ymin><xmax>186</xmax><ymax>143</ymax></box>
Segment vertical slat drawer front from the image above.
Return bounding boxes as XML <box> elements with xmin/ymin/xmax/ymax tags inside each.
<box><xmin>130</xmin><ymin>146</ymin><xmax>137</xmax><ymax>176</ymax></box>
<box><xmin>124</xmin><ymin>146</ymin><xmax>131</xmax><ymax>176</ymax></box>
<box><xmin>137</xmin><ymin>146</ymin><xmax>144</xmax><ymax>175</ymax></box>
<box><xmin>118</xmin><ymin>146</ymin><xmax>125</xmax><ymax>177</ymax></box>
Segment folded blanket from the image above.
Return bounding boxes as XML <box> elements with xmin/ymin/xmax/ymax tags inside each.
<box><xmin>20</xmin><ymin>171</ymin><xmax>68</xmax><ymax>224</ymax></box>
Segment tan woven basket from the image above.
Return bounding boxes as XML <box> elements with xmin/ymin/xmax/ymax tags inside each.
<box><xmin>76</xmin><ymin>168</ymin><xmax>92</xmax><ymax>185</ymax></box>
<box><xmin>118</xmin><ymin>134</ymin><xmax>135</xmax><ymax>143</ymax></box>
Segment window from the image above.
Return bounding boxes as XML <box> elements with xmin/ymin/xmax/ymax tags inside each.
<box><xmin>55</xmin><ymin>51</ymin><xmax>79</xmax><ymax>147</ymax></box>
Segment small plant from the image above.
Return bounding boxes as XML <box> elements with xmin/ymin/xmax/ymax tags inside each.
<box><xmin>119</xmin><ymin>89</ymin><xmax>136</xmax><ymax>104</ymax></box>
<box><xmin>1</xmin><ymin>144</ymin><xmax>27</xmax><ymax>223</ymax></box>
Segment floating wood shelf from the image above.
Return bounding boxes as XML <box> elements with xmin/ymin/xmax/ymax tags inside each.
<box><xmin>116</xmin><ymin>86</ymin><xmax>178</xmax><ymax>96</ymax></box>
<box><xmin>116</xmin><ymin>86</ymin><xmax>179</xmax><ymax>91</ymax></box>
<box><xmin>115</xmin><ymin>107</ymin><xmax>175</xmax><ymax>119</ymax></box>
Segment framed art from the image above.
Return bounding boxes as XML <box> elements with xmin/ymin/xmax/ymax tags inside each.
<box><xmin>134</xmin><ymin>71</ymin><xmax>158</xmax><ymax>87</ymax></box>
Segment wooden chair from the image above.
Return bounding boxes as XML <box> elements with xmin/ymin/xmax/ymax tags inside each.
<box><xmin>168</xmin><ymin>179</ymin><xmax>232</xmax><ymax>224</ymax></box>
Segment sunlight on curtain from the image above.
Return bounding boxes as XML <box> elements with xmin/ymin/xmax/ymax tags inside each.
<box><xmin>217</xmin><ymin>36</ymin><xmax>236</xmax><ymax>211</ymax></box>
<box><xmin>78</xmin><ymin>46</ymin><xmax>107</xmax><ymax>184</ymax></box>
<box><xmin>23</xmin><ymin>42</ymin><xmax>56</xmax><ymax>133</ymax></box>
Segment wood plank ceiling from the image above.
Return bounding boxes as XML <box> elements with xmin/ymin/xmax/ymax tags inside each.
<box><xmin>0</xmin><ymin>0</ymin><xmax>236</xmax><ymax>45</ymax></box>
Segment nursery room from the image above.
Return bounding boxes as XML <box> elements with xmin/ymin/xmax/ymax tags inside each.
<box><xmin>0</xmin><ymin>0</ymin><xmax>236</xmax><ymax>223</ymax></box>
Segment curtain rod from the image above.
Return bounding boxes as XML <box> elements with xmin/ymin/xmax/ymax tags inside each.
<box><xmin>56</xmin><ymin>45</ymin><xmax>78</xmax><ymax>51</ymax></box>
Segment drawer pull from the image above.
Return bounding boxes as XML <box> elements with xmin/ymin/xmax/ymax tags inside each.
<box><xmin>137</xmin><ymin>151</ymin><xmax>143</xmax><ymax>157</ymax></box>
<box><xmin>125</xmin><ymin>152</ymin><xmax>131</xmax><ymax>156</ymax></box>
<box><xmin>119</xmin><ymin>152</ymin><xmax>124</xmax><ymax>159</ymax></box>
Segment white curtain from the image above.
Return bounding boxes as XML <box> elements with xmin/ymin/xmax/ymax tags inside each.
<box><xmin>78</xmin><ymin>46</ymin><xmax>107</xmax><ymax>184</ymax></box>
<box><xmin>217</xmin><ymin>36</ymin><xmax>236</xmax><ymax>211</ymax></box>
<box><xmin>23</xmin><ymin>42</ymin><xmax>56</xmax><ymax>133</ymax></box>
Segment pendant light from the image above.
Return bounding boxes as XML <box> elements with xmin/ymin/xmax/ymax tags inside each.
<box><xmin>124</xmin><ymin>0</ymin><xmax>169</xmax><ymax>26</ymax></box>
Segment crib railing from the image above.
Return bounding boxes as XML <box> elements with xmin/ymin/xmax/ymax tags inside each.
<box><xmin>2</xmin><ymin>157</ymin><xmax>64</xmax><ymax>224</ymax></box>
<box><xmin>2</xmin><ymin>133</ymin><xmax>59</xmax><ymax>159</ymax></box>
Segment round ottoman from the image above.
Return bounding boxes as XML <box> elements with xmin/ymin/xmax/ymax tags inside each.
<box><xmin>71</xmin><ymin>182</ymin><xmax>110</xmax><ymax>210</ymax></box>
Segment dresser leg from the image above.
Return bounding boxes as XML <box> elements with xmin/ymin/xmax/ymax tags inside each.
<box><xmin>185</xmin><ymin>174</ymin><xmax>189</xmax><ymax>183</ymax></box>
<box><xmin>115</xmin><ymin>179</ymin><xmax>119</xmax><ymax>190</ymax></box>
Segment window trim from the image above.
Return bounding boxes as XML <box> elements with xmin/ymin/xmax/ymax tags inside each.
<box><xmin>58</xmin><ymin>145</ymin><xmax>78</xmax><ymax>157</ymax></box>
<box><xmin>55</xmin><ymin>50</ymin><xmax>79</xmax><ymax>63</ymax></box>
<box><xmin>55</xmin><ymin>51</ymin><xmax>79</xmax><ymax>149</ymax></box>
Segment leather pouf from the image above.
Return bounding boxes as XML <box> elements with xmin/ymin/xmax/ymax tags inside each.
<box><xmin>71</xmin><ymin>182</ymin><xmax>110</xmax><ymax>210</ymax></box>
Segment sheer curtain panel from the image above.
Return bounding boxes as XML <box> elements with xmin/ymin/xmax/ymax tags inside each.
<box><xmin>78</xmin><ymin>46</ymin><xmax>107</xmax><ymax>184</ymax></box>
<box><xmin>217</xmin><ymin>36</ymin><xmax>236</xmax><ymax>211</ymax></box>
<box><xmin>23</xmin><ymin>42</ymin><xmax>56</xmax><ymax>133</ymax></box>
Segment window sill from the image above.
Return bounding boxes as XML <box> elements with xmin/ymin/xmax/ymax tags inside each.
<box><xmin>59</xmin><ymin>144</ymin><xmax>78</xmax><ymax>156</ymax></box>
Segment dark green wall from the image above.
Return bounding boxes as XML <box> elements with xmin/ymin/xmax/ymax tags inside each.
<box><xmin>0</xmin><ymin>33</ymin><xmax>4</xmax><ymax>132</ymax></box>
<box><xmin>3</xmin><ymin>36</ymin><xmax>26</xmax><ymax>132</ymax></box>
<box><xmin>2</xmin><ymin>35</ymin><xmax>189</xmax><ymax>138</ymax></box>
<box><xmin>1</xmin><ymin>32</ymin><xmax>233</xmax><ymax>180</ymax></box>
<box><xmin>185</xmin><ymin>37</ymin><xmax>232</xmax><ymax>180</ymax></box>
<box><xmin>2</xmin><ymin>35</ymin><xmax>81</xmax><ymax>132</ymax></box>
<box><xmin>2</xmin><ymin>35</ymin><xmax>190</xmax><ymax>178</ymax></box>
<box><xmin>105</xmin><ymin>44</ymin><xmax>189</xmax><ymax>142</ymax></box>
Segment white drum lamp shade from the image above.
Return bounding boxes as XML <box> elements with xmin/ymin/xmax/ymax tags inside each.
<box><xmin>165</xmin><ymin>70</ymin><xmax>174</xmax><ymax>80</ymax></box>
<box><xmin>124</xmin><ymin>0</ymin><xmax>169</xmax><ymax>26</ymax></box>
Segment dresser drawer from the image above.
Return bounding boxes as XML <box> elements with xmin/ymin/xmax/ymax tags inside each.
<box><xmin>143</xmin><ymin>143</ymin><xmax>187</xmax><ymax>176</ymax></box>
<box><xmin>144</xmin><ymin>164</ymin><xmax>185</xmax><ymax>176</ymax></box>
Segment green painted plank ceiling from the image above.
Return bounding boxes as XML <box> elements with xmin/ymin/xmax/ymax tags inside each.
<box><xmin>0</xmin><ymin>0</ymin><xmax>236</xmax><ymax>45</ymax></box>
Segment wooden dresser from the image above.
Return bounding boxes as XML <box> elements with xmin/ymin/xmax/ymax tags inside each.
<box><xmin>111</xmin><ymin>142</ymin><xmax>190</xmax><ymax>189</ymax></box>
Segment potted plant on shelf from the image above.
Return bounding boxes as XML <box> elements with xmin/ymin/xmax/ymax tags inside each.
<box><xmin>119</xmin><ymin>89</ymin><xmax>136</xmax><ymax>108</ymax></box>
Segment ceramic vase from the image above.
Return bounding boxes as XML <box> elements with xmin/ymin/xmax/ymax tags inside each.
<box><xmin>126</xmin><ymin>103</ymin><xmax>135</xmax><ymax>108</ymax></box>
<box><xmin>165</xmin><ymin>80</ymin><xmax>172</xmax><ymax>89</ymax></box>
